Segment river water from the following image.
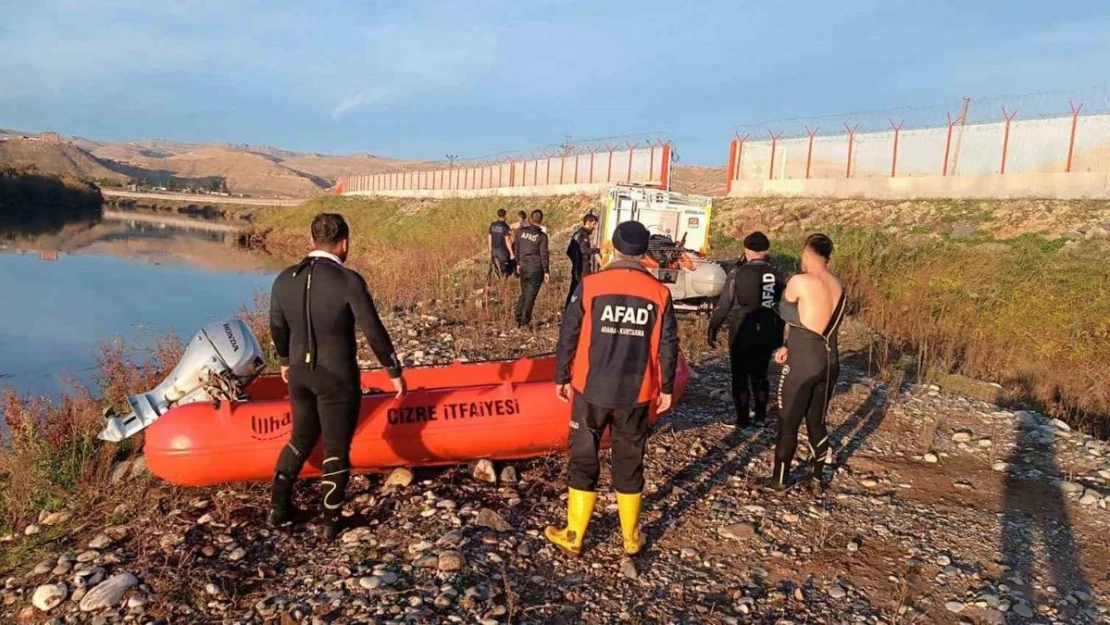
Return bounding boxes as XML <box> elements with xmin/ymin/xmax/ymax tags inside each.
<box><xmin>0</xmin><ymin>211</ymin><xmax>279</xmax><ymax>396</ymax></box>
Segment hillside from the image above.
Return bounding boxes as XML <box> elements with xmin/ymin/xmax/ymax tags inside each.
<box><xmin>671</xmin><ymin>165</ymin><xmax>729</xmax><ymax>196</ymax></box>
<box><xmin>106</xmin><ymin>147</ymin><xmax>331</xmax><ymax>198</ymax></box>
<box><xmin>0</xmin><ymin>165</ymin><xmax>103</xmax><ymax>236</ymax></box>
<box><xmin>278</xmin><ymin>154</ymin><xmax>423</xmax><ymax>181</ymax></box>
<box><xmin>0</xmin><ymin>139</ymin><xmax>127</xmax><ymax>185</ymax></box>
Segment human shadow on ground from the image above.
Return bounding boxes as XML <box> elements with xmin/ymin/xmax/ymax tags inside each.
<box><xmin>1001</xmin><ymin>378</ymin><xmax>1092</xmax><ymax>624</ymax></box>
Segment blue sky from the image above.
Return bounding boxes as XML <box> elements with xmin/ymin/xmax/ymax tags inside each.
<box><xmin>1</xmin><ymin>0</ymin><xmax>1107</xmax><ymax>164</ymax></box>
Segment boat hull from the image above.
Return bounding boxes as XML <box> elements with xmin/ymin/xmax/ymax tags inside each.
<box><xmin>143</xmin><ymin>355</ymin><xmax>690</xmax><ymax>486</ymax></box>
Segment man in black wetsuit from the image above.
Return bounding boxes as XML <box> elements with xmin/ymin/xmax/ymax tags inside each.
<box><xmin>565</xmin><ymin>214</ymin><xmax>599</xmax><ymax>308</ymax></box>
<box><xmin>268</xmin><ymin>213</ymin><xmax>406</xmax><ymax>539</ymax></box>
<box><xmin>707</xmin><ymin>232</ymin><xmax>785</xmax><ymax>428</ymax></box>
<box><xmin>513</xmin><ymin>209</ymin><xmax>550</xmax><ymax>327</ymax></box>
<box><xmin>488</xmin><ymin>209</ymin><xmax>513</xmax><ymax>279</ymax></box>
<box><xmin>772</xmin><ymin>233</ymin><xmax>845</xmax><ymax>495</ymax></box>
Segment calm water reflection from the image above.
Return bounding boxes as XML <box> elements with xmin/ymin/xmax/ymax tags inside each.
<box><xmin>0</xmin><ymin>213</ymin><xmax>278</xmax><ymax>395</ymax></box>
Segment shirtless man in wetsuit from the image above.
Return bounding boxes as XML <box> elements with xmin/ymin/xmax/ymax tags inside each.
<box><xmin>771</xmin><ymin>233</ymin><xmax>845</xmax><ymax>495</ymax></box>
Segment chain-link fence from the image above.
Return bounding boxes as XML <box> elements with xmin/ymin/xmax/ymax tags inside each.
<box><xmin>726</xmin><ymin>88</ymin><xmax>1110</xmax><ymax>190</ymax></box>
<box><xmin>339</xmin><ymin>134</ymin><xmax>673</xmax><ymax>196</ymax></box>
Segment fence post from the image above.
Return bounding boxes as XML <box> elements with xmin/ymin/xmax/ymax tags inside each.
<box><xmin>606</xmin><ymin>145</ymin><xmax>614</xmax><ymax>182</ymax></box>
<box><xmin>767</xmin><ymin>131</ymin><xmax>783</xmax><ymax>180</ymax></box>
<box><xmin>942</xmin><ymin>112</ymin><xmax>960</xmax><ymax>176</ymax></box>
<box><xmin>626</xmin><ymin>143</ymin><xmax>635</xmax><ymax>182</ymax></box>
<box><xmin>648</xmin><ymin>143</ymin><xmax>656</xmax><ymax>182</ymax></box>
<box><xmin>573</xmin><ymin>153</ymin><xmax>580</xmax><ymax>184</ymax></box>
<box><xmin>1000</xmin><ymin>107</ymin><xmax>1018</xmax><ymax>174</ymax></box>
<box><xmin>804</xmin><ymin>126</ymin><xmax>818</xmax><ymax>179</ymax></box>
<box><xmin>589</xmin><ymin>149</ymin><xmax>596</xmax><ymax>183</ymax></box>
<box><xmin>660</xmin><ymin>143</ymin><xmax>672</xmax><ymax>190</ymax></box>
<box><xmin>844</xmin><ymin>124</ymin><xmax>859</xmax><ymax>179</ymax></box>
<box><xmin>1067</xmin><ymin>101</ymin><xmax>1084</xmax><ymax>173</ymax></box>
<box><xmin>725</xmin><ymin>139</ymin><xmax>739</xmax><ymax>194</ymax></box>
<box><xmin>889</xmin><ymin>119</ymin><xmax>904</xmax><ymax>177</ymax></box>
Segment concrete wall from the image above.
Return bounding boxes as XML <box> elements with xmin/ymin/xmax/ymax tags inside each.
<box><xmin>343</xmin><ymin>182</ymin><xmax>610</xmax><ymax>199</ymax></box>
<box><xmin>727</xmin><ymin>171</ymin><xmax>1110</xmax><ymax>200</ymax></box>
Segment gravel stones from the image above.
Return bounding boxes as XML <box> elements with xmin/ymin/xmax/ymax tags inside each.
<box><xmin>437</xmin><ymin>551</ymin><xmax>466</xmax><ymax>572</ymax></box>
<box><xmin>474</xmin><ymin>508</ymin><xmax>513</xmax><ymax>532</ymax></box>
<box><xmin>384</xmin><ymin>467</ymin><xmax>415</xmax><ymax>490</ymax></box>
<box><xmin>471</xmin><ymin>460</ymin><xmax>497</xmax><ymax>484</ymax></box>
<box><xmin>718</xmin><ymin>523</ymin><xmax>756</xmax><ymax>541</ymax></box>
<box><xmin>78</xmin><ymin>573</ymin><xmax>137</xmax><ymax>612</ymax></box>
<box><xmin>32</xmin><ymin>584</ymin><xmax>67</xmax><ymax>612</ymax></box>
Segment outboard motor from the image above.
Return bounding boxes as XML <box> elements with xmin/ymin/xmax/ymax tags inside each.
<box><xmin>99</xmin><ymin>319</ymin><xmax>265</xmax><ymax>442</ymax></box>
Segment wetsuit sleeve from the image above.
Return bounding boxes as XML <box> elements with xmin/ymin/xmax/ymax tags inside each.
<box><xmin>269</xmin><ymin>276</ymin><xmax>290</xmax><ymax>366</ymax></box>
<box><xmin>659</xmin><ymin>294</ymin><xmax>679</xmax><ymax>395</ymax></box>
<box><xmin>540</xmin><ymin>232</ymin><xmax>550</xmax><ymax>274</ymax></box>
<box><xmin>347</xmin><ymin>272</ymin><xmax>403</xmax><ymax>378</ymax></box>
<box><xmin>707</xmin><ymin>269</ymin><xmax>737</xmax><ymax>342</ymax></box>
<box><xmin>555</xmin><ymin>284</ymin><xmax>585</xmax><ymax>385</ymax></box>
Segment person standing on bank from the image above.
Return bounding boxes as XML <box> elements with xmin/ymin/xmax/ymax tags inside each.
<box><xmin>565</xmin><ymin>214</ymin><xmax>600</xmax><ymax>308</ymax></box>
<box><xmin>771</xmin><ymin>233</ymin><xmax>845</xmax><ymax>495</ymax></box>
<box><xmin>513</xmin><ymin>209</ymin><xmax>550</xmax><ymax>328</ymax></box>
<box><xmin>546</xmin><ymin>221</ymin><xmax>679</xmax><ymax>557</ymax></box>
<box><xmin>268</xmin><ymin>213</ymin><xmax>407</xmax><ymax>539</ymax></box>
<box><xmin>488</xmin><ymin>209</ymin><xmax>514</xmax><ymax>279</ymax></box>
<box><xmin>707</xmin><ymin>232</ymin><xmax>785</xmax><ymax>428</ymax></box>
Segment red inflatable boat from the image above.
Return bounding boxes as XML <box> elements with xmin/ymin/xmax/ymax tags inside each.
<box><xmin>144</xmin><ymin>355</ymin><xmax>691</xmax><ymax>486</ymax></box>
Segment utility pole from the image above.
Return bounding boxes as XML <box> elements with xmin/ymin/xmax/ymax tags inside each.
<box><xmin>445</xmin><ymin>154</ymin><xmax>458</xmax><ymax>167</ymax></box>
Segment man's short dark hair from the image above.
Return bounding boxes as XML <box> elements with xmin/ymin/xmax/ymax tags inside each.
<box><xmin>805</xmin><ymin>233</ymin><xmax>834</xmax><ymax>260</ymax></box>
<box><xmin>496</xmin><ymin>208</ymin><xmax>507</xmax><ymax>218</ymax></box>
<box><xmin>743</xmin><ymin>231</ymin><xmax>770</xmax><ymax>252</ymax></box>
<box><xmin>530</xmin><ymin>209</ymin><xmax>544</xmax><ymax>224</ymax></box>
<box><xmin>517</xmin><ymin>210</ymin><xmax>527</xmax><ymax>219</ymax></box>
<box><xmin>311</xmin><ymin>213</ymin><xmax>349</xmax><ymax>247</ymax></box>
<box><xmin>583</xmin><ymin>214</ymin><xmax>598</xmax><ymax>224</ymax></box>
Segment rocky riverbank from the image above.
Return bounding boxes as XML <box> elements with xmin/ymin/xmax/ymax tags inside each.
<box><xmin>2</xmin><ymin>310</ymin><xmax>1108</xmax><ymax>624</ymax></box>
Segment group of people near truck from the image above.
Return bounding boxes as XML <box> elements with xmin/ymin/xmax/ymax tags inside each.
<box><xmin>487</xmin><ymin>208</ymin><xmax>599</xmax><ymax>328</ymax></box>
<box><xmin>268</xmin><ymin>211</ymin><xmax>843</xmax><ymax>557</ymax></box>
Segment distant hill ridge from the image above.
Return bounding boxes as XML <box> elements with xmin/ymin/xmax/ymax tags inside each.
<box><xmin>1</xmin><ymin>128</ymin><xmax>717</xmax><ymax>197</ymax></box>
<box><xmin>0</xmin><ymin>130</ymin><xmax>418</xmax><ymax>198</ymax></box>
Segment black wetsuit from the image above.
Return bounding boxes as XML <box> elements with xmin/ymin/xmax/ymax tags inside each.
<box><xmin>489</xmin><ymin>220</ymin><xmax>512</xmax><ymax>278</ymax></box>
<box><xmin>707</xmin><ymin>260</ymin><xmax>786</xmax><ymax>424</ymax></box>
<box><xmin>773</xmin><ymin>292</ymin><xmax>846</xmax><ymax>486</ymax></box>
<box><xmin>513</xmin><ymin>224</ymin><xmax>549</xmax><ymax>326</ymax></box>
<box><xmin>269</xmin><ymin>254</ymin><xmax>402</xmax><ymax>516</ymax></box>
<box><xmin>565</xmin><ymin>226</ymin><xmax>598</xmax><ymax>308</ymax></box>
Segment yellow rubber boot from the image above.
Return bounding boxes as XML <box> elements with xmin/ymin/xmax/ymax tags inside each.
<box><xmin>544</xmin><ymin>488</ymin><xmax>597</xmax><ymax>556</ymax></box>
<box><xmin>616</xmin><ymin>492</ymin><xmax>646</xmax><ymax>555</ymax></box>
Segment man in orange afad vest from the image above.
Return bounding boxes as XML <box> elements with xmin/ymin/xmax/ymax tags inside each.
<box><xmin>546</xmin><ymin>221</ymin><xmax>680</xmax><ymax>557</ymax></box>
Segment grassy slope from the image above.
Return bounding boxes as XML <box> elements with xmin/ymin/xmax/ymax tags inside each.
<box><xmin>244</xmin><ymin>195</ymin><xmax>593</xmax><ymax>305</ymax></box>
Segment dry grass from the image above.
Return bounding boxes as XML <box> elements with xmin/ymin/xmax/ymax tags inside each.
<box><xmin>243</xmin><ymin>194</ymin><xmax>596</xmax><ymax>321</ymax></box>
<box><xmin>0</xmin><ymin>310</ymin><xmax>267</xmax><ymax>532</ymax></box>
